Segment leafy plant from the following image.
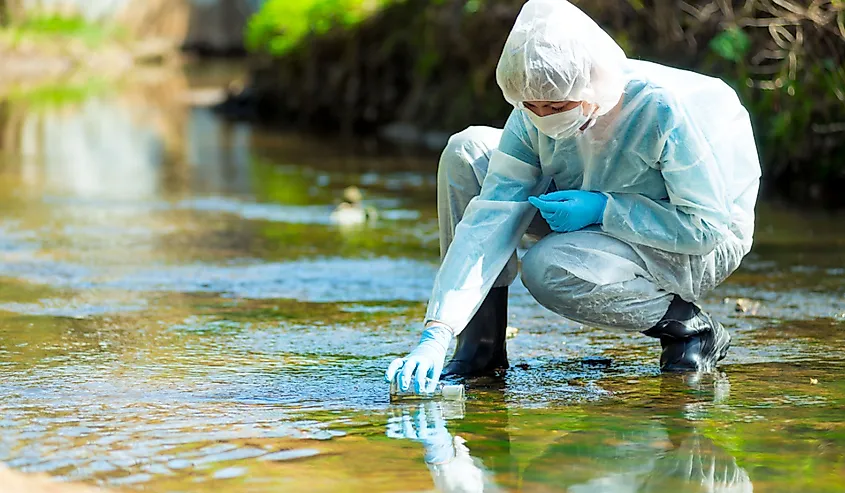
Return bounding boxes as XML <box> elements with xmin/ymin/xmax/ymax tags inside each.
<box><xmin>709</xmin><ymin>27</ymin><xmax>751</xmax><ymax>63</ymax></box>
<box><xmin>245</xmin><ymin>0</ymin><xmax>396</xmax><ymax>56</ymax></box>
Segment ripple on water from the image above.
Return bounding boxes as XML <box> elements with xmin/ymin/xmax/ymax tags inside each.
<box><xmin>260</xmin><ymin>448</ymin><xmax>320</xmax><ymax>462</ymax></box>
<box><xmin>0</xmin><ymin>298</ymin><xmax>148</xmax><ymax>318</ymax></box>
<box><xmin>178</xmin><ymin>196</ymin><xmax>420</xmax><ymax>224</ymax></box>
<box><xmin>0</xmin><ymin>256</ymin><xmax>437</xmax><ymax>303</ymax></box>
<box><xmin>212</xmin><ymin>466</ymin><xmax>248</xmax><ymax>479</ymax></box>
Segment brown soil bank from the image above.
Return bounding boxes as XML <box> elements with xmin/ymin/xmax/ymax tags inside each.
<box><xmin>240</xmin><ymin>0</ymin><xmax>845</xmax><ymax>207</ymax></box>
<box><xmin>0</xmin><ymin>463</ymin><xmax>114</xmax><ymax>493</ymax></box>
<box><xmin>0</xmin><ymin>0</ymin><xmax>256</xmax><ymax>88</ymax></box>
<box><xmin>0</xmin><ymin>0</ymin><xmax>255</xmax><ymax>53</ymax></box>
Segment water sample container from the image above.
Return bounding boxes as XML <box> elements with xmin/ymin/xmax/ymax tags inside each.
<box><xmin>389</xmin><ymin>380</ymin><xmax>465</xmax><ymax>401</ymax></box>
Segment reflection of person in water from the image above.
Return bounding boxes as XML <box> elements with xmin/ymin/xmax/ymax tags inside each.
<box><xmin>386</xmin><ymin>400</ymin><xmax>503</xmax><ymax>493</ymax></box>
<box><xmin>519</xmin><ymin>416</ymin><xmax>752</xmax><ymax>493</ymax></box>
<box><xmin>386</xmin><ymin>375</ymin><xmax>752</xmax><ymax>493</ymax></box>
<box><xmin>639</xmin><ymin>420</ymin><xmax>753</xmax><ymax>493</ymax></box>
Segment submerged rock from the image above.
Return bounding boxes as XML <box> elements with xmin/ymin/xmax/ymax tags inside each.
<box><xmin>330</xmin><ymin>186</ymin><xmax>378</xmax><ymax>226</ymax></box>
<box><xmin>723</xmin><ymin>297</ymin><xmax>762</xmax><ymax>315</ymax></box>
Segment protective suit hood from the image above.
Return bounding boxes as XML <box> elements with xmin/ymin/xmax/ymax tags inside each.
<box><xmin>496</xmin><ymin>0</ymin><xmax>628</xmax><ymax>116</ymax></box>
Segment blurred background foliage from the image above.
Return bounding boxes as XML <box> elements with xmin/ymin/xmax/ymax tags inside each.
<box><xmin>245</xmin><ymin>0</ymin><xmax>395</xmax><ymax>56</ymax></box>
<box><xmin>0</xmin><ymin>0</ymin><xmax>254</xmax><ymax>55</ymax></box>
<box><xmin>241</xmin><ymin>0</ymin><xmax>845</xmax><ymax>205</ymax></box>
<box><xmin>1</xmin><ymin>13</ymin><xmax>121</xmax><ymax>44</ymax></box>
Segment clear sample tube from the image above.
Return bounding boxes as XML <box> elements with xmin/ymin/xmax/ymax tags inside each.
<box><xmin>389</xmin><ymin>380</ymin><xmax>465</xmax><ymax>401</ymax></box>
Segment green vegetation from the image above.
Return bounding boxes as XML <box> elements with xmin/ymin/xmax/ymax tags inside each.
<box><xmin>0</xmin><ymin>11</ymin><xmax>134</xmax><ymax>102</ymax></box>
<box><xmin>4</xmin><ymin>77</ymin><xmax>112</xmax><ymax>108</ymax></box>
<box><xmin>698</xmin><ymin>2</ymin><xmax>845</xmax><ymax>202</ymax></box>
<box><xmin>245</xmin><ymin>0</ymin><xmax>396</xmax><ymax>56</ymax></box>
<box><xmin>244</xmin><ymin>0</ymin><xmax>845</xmax><ymax>205</ymax></box>
<box><xmin>0</xmin><ymin>13</ymin><xmax>123</xmax><ymax>47</ymax></box>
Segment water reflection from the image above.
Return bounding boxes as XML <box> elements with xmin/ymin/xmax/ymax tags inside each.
<box><xmin>387</xmin><ymin>401</ymin><xmax>502</xmax><ymax>493</ymax></box>
<box><xmin>2</xmin><ymin>73</ymin><xmax>252</xmax><ymax>199</ymax></box>
<box><xmin>636</xmin><ymin>425</ymin><xmax>751</xmax><ymax>493</ymax></box>
<box><xmin>387</xmin><ymin>374</ymin><xmax>752</xmax><ymax>493</ymax></box>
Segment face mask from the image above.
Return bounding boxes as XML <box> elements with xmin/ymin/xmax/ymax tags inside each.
<box><xmin>524</xmin><ymin>105</ymin><xmax>594</xmax><ymax>140</ymax></box>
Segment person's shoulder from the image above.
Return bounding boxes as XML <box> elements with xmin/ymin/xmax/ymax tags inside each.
<box><xmin>625</xmin><ymin>62</ymin><xmax>682</xmax><ymax>109</ymax></box>
<box><xmin>627</xmin><ymin>60</ymin><xmax>738</xmax><ymax>110</ymax></box>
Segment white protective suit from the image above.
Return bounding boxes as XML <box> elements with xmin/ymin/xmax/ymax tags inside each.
<box><xmin>425</xmin><ymin>0</ymin><xmax>761</xmax><ymax>333</ymax></box>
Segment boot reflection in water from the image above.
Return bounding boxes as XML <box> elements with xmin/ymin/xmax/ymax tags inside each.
<box><xmin>641</xmin><ymin>372</ymin><xmax>751</xmax><ymax>492</ymax></box>
<box><xmin>515</xmin><ymin>373</ymin><xmax>751</xmax><ymax>492</ymax></box>
<box><xmin>640</xmin><ymin>424</ymin><xmax>752</xmax><ymax>493</ymax></box>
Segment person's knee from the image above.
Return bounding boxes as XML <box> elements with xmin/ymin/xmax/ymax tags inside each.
<box><xmin>522</xmin><ymin>240</ymin><xmax>576</xmax><ymax>303</ymax></box>
<box><xmin>520</xmin><ymin>244</ymin><xmax>548</xmax><ymax>299</ymax></box>
<box><xmin>439</xmin><ymin>127</ymin><xmax>497</xmax><ymax>184</ymax></box>
<box><xmin>521</xmin><ymin>233</ymin><xmax>675</xmax><ymax>331</ymax></box>
<box><xmin>521</xmin><ymin>237</ymin><xmax>595</xmax><ymax>309</ymax></box>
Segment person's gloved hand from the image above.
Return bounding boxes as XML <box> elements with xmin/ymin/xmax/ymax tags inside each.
<box><xmin>385</xmin><ymin>324</ymin><xmax>452</xmax><ymax>394</ymax></box>
<box><xmin>528</xmin><ymin>190</ymin><xmax>608</xmax><ymax>233</ymax></box>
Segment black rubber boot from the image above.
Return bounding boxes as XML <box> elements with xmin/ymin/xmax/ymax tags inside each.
<box><xmin>442</xmin><ymin>287</ymin><xmax>509</xmax><ymax>376</ymax></box>
<box><xmin>642</xmin><ymin>295</ymin><xmax>731</xmax><ymax>373</ymax></box>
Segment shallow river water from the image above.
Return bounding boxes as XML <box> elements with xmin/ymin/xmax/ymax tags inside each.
<box><xmin>0</xmin><ymin>63</ymin><xmax>844</xmax><ymax>492</ymax></box>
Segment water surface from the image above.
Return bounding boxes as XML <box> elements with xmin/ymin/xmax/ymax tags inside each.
<box><xmin>0</xmin><ymin>62</ymin><xmax>844</xmax><ymax>492</ymax></box>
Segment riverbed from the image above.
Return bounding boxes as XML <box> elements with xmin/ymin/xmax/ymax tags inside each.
<box><xmin>0</xmin><ymin>61</ymin><xmax>844</xmax><ymax>492</ymax></box>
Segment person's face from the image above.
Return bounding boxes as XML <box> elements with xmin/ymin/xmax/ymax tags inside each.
<box><xmin>523</xmin><ymin>100</ymin><xmax>592</xmax><ymax>117</ymax></box>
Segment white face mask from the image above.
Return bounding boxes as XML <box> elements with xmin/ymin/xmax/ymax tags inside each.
<box><xmin>524</xmin><ymin>105</ymin><xmax>594</xmax><ymax>140</ymax></box>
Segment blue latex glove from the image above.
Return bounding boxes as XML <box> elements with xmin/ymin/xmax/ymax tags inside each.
<box><xmin>528</xmin><ymin>190</ymin><xmax>608</xmax><ymax>233</ymax></box>
<box><xmin>385</xmin><ymin>325</ymin><xmax>452</xmax><ymax>394</ymax></box>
